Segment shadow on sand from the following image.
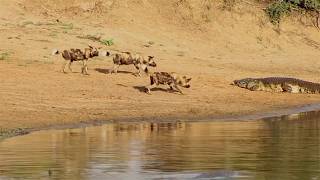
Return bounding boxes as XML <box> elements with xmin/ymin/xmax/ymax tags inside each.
<box><xmin>133</xmin><ymin>86</ymin><xmax>177</xmax><ymax>94</ymax></box>
<box><xmin>95</xmin><ymin>68</ymin><xmax>134</xmax><ymax>75</ymax></box>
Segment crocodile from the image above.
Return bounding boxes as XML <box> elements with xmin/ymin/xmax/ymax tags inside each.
<box><xmin>232</xmin><ymin>77</ymin><xmax>320</xmax><ymax>94</ymax></box>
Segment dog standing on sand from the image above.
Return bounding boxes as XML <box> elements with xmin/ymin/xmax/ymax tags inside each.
<box><xmin>61</xmin><ymin>46</ymin><xmax>99</xmax><ymax>75</ymax></box>
<box><xmin>111</xmin><ymin>52</ymin><xmax>157</xmax><ymax>76</ymax></box>
<box><xmin>145</xmin><ymin>72</ymin><xmax>192</xmax><ymax>94</ymax></box>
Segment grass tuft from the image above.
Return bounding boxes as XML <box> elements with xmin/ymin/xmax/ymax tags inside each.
<box><xmin>0</xmin><ymin>52</ymin><xmax>10</xmax><ymax>61</ymax></box>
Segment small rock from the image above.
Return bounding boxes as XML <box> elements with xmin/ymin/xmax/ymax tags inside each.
<box><xmin>148</xmin><ymin>41</ymin><xmax>155</xmax><ymax>45</ymax></box>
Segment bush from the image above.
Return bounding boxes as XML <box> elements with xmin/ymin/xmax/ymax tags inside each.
<box><xmin>100</xmin><ymin>39</ymin><xmax>114</xmax><ymax>46</ymax></box>
<box><xmin>288</xmin><ymin>0</ymin><xmax>320</xmax><ymax>10</ymax></box>
<box><xmin>266</xmin><ymin>0</ymin><xmax>320</xmax><ymax>25</ymax></box>
<box><xmin>266</xmin><ymin>1</ymin><xmax>292</xmax><ymax>24</ymax></box>
<box><xmin>0</xmin><ymin>52</ymin><xmax>9</xmax><ymax>60</ymax></box>
<box><xmin>223</xmin><ymin>0</ymin><xmax>237</xmax><ymax>10</ymax></box>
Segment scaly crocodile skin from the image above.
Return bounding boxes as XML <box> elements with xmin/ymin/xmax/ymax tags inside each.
<box><xmin>233</xmin><ymin>77</ymin><xmax>320</xmax><ymax>94</ymax></box>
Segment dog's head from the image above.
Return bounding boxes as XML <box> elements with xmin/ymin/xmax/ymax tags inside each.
<box><xmin>176</xmin><ymin>75</ymin><xmax>192</xmax><ymax>88</ymax></box>
<box><xmin>89</xmin><ymin>46</ymin><xmax>99</xmax><ymax>57</ymax></box>
<box><xmin>84</xmin><ymin>46</ymin><xmax>99</xmax><ymax>58</ymax></box>
<box><xmin>144</xmin><ymin>56</ymin><xmax>157</xmax><ymax>67</ymax></box>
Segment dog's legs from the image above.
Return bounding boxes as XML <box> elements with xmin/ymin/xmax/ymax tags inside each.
<box><xmin>137</xmin><ymin>69</ymin><xmax>142</xmax><ymax>77</ymax></box>
<box><xmin>82</xmin><ymin>60</ymin><xmax>89</xmax><ymax>75</ymax></box>
<box><xmin>145</xmin><ymin>84</ymin><xmax>157</xmax><ymax>94</ymax></box>
<box><xmin>111</xmin><ymin>64</ymin><xmax>120</xmax><ymax>74</ymax></box>
<box><xmin>84</xmin><ymin>60</ymin><xmax>89</xmax><ymax>75</ymax></box>
<box><xmin>168</xmin><ymin>84</ymin><xmax>174</xmax><ymax>91</ymax></box>
<box><xmin>68</xmin><ymin>61</ymin><xmax>73</xmax><ymax>73</ymax></box>
<box><xmin>136</xmin><ymin>64</ymin><xmax>148</xmax><ymax>77</ymax></box>
<box><xmin>145</xmin><ymin>76</ymin><xmax>156</xmax><ymax>94</ymax></box>
<box><xmin>62</xmin><ymin>60</ymin><xmax>71</xmax><ymax>73</ymax></box>
<box><xmin>61</xmin><ymin>61</ymin><xmax>67</xmax><ymax>73</ymax></box>
<box><xmin>134</xmin><ymin>64</ymin><xmax>142</xmax><ymax>77</ymax></box>
<box><xmin>81</xmin><ymin>60</ymin><xmax>85</xmax><ymax>74</ymax></box>
<box><xmin>140</xmin><ymin>64</ymin><xmax>148</xmax><ymax>76</ymax></box>
<box><xmin>173</xmin><ymin>84</ymin><xmax>183</xmax><ymax>94</ymax></box>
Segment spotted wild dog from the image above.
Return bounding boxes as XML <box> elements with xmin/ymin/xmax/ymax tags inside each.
<box><xmin>145</xmin><ymin>72</ymin><xmax>192</xmax><ymax>94</ymax></box>
<box><xmin>61</xmin><ymin>46</ymin><xmax>99</xmax><ymax>75</ymax></box>
<box><xmin>111</xmin><ymin>52</ymin><xmax>157</xmax><ymax>76</ymax></box>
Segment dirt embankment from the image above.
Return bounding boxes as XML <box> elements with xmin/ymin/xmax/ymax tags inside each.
<box><xmin>0</xmin><ymin>0</ymin><xmax>320</xmax><ymax>135</ymax></box>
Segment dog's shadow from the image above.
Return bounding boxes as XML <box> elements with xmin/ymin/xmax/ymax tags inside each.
<box><xmin>95</xmin><ymin>68</ymin><xmax>134</xmax><ymax>75</ymax></box>
<box><xmin>133</xmin><ymin>86</ymin><xmax>177</xmax><ymax>94</ymax></box>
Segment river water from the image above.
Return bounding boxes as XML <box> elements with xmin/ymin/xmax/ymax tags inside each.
<box><xmin>1</xmin><ymin>111</ymin><xmax>320</xmax><ymax>179</ymax></box>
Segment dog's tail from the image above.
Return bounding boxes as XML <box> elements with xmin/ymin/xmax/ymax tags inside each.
<box><xmin>51</xmin><ymin>49</ymin><xmax>60</xmax><ymax>56</ymax></box>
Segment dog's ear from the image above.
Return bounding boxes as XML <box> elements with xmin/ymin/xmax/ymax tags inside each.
<box><xmin>88</xmin><ymin>45</ymin><xmax>93</xmax><ymax>49</ymax></box>
<box><xmin>186</xmin><ymin>77</ymin><xmax>192</xmax><ymax>82</ymax></box>
<box><xmin>148</xmin><ymin>55</ymin><xmax>154</xmax><ymax>59</ymax></box>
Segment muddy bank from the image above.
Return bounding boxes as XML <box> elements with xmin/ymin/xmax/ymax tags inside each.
<box><xmin>0</xmin><ymin>128</ymin><xmax>29</xmax><ymax>140</ymax></box>
<box><xmin>2</xmin><ymin>102</ymin><xmax>320</xmax><ymax>140</ymax></box>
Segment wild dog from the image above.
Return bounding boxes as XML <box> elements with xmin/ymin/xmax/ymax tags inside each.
<box><xmin>111</xmin><ymin>52</ymin><xmax>157</xmax><ymax>76</ymax></box>
<box><xmin>61</xmin><ymin>46</ymin><xmax>99</xmax><ymax>75</ymax></box>
<box><xmin>145</xmin><ymin>72</ymin><xmax>192</xmax><ymax>94</ymax></box>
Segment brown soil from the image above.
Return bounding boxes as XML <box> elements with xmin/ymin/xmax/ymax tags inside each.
<box><xmin>1</xmin><ymin>0</ymin><xmax>320</xmax><ymax>133</ymax></box>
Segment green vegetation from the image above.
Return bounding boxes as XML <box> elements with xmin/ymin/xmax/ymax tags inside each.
<box><xmin>48</xmin><ymin>32</ymin><xmax>58</xmax><ymax>37</ymax></box>
<box><xmin>77</xmin><ymin>34</ymin><xmax>102</xmax><ymax>42</ymax></box>
<box><xmin>20</xmin><ymin>21</ymin><xmax>56</xmax><ymax>27</ymax></box>
<box><xmin>0</xmin><ymin>52</ymin><xmax>10</xmax><ymax>60</ymax></box>
<box><xmin>223</xmin><ymin>0</ymin><xmax>236</xmax><ymax>10</ymax></box>
<box><xmin>60</xmin><ymin>22</ymin><xmax>74</xmax><ymax>30</ymax></box>
<box><xmin>265</xmin><ymin>1</ymin><xmax>292</xmax><ymax>25</ymax></box>
<box><xmin>77</xmin><ymin>34</ymin><xmax>114</xmax><ymax>46</ymax></box>
<box><xmin>266</xmin><ymin>0</ymin><xmax>320</xmax><ymax>25</ymax></box>
<box><xmin>100</xmin><ymin>38</ymin><xmax>114</xmax><ymax>46</ymax></box>
<box><xmin>20</xmin><ymin>21</ymin><xmax>34</xmax><ymax>27</ymax></box>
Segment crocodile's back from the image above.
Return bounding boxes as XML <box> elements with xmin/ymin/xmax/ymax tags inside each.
<box><xmin>233</xmin><ymin>77</ymin><xmax>320</xmax><ymax>94</ymax></box>
<box><xmin>256</xmin><ymin>77</ymin><xmax>320</xmax><ymax>93</ymax></box>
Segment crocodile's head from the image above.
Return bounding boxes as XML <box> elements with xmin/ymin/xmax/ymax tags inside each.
<box><xmin>232</xmin><ymin>78</ymin><xmax>256</xmax><ymax>88</ymax></box>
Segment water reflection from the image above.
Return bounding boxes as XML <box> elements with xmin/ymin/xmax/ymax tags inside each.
<box><xmin>1</xmin><ymin>111</ymin><xmax>320</xmax><ymax>179</ymax></box>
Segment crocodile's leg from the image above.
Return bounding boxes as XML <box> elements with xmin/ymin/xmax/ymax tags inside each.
<box><xmin>282</xmin><ymin>83</ymin><xmax>292</xmax><ymax>93</ymax></box>
<box><xmin>283</xmin><ymin>83</ymin><xmax>301</xmax><ymax>93</ymax></box>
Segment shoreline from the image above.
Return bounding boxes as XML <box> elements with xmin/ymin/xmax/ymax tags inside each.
<box><xmin>2</xmin><ymin>102</ymin><xmax>320</xmax><ymax>140</ymax></box>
